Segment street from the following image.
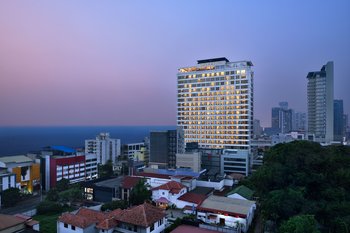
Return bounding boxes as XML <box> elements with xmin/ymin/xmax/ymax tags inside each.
<box><xmin>0</xmin><ymin>195</ymin><xmax>43</xmax><ymax>215</ymax></box>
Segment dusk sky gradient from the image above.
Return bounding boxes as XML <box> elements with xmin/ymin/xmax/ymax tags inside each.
<box><xmin>1</xmin><ymin>1</ymin><xmax>349</xmax><ymax>127</ymax></box>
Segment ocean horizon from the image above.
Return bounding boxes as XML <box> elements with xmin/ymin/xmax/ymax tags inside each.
<box><xmin>0</xmin><ymin>125</ymin><xmax>176</xmax><ymax>156</ymax></box>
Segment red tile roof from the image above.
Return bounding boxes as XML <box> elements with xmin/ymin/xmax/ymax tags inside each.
<box><xmin>121</xmin><ymin>176</ymin><xmax>141</xmax><ymax>189</ymax></box>
<box><xmin>152</xmin><ymin>181</ymin><xmax>186</xmax><ymax>194</ymax></box>
<box><xmin>58</xmin><ymin>208</ymin><xmax>110</xmax><ymax>229</ymax></box>
<box><xmin>59</xmin><ymin>203</ymin><xmax>165</xmax><ymax>230</ymax></box>
<box><xmin>178</xmin><ymin>193</ymin><xmax>207</xmax><ymax>205</ymax></box>
<box><xmin>96</xmin><ymin>218</ymin><xmax>118</xmax><ymax>230</ymax></box>
<box><xmin>116</xmin><ymin>203</ymin><xmax>166</xmax><ymax>227</ymax></box>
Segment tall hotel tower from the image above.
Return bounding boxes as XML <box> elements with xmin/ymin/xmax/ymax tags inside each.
<box><xmin>177</xmin><ymin>58</ymin><xmax>254</xmax><ymax>150</ymax></box>
<box><xmin>307</xmin><ymin>61</ymin><xmax>334</xmax><ymax>143</ymax></box>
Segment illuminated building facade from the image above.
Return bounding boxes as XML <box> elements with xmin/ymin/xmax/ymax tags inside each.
<box><xmin>0</xmin><ymin>155</ymin><xmax>40</xmax><ymax>193</ymax></box>
<box><xmin>177</xmin><ymin>58</ymin><xmax>254</xmax><ymax>150</ymax></box>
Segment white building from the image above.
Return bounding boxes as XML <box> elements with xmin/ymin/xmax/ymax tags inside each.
<box><xmin>176</xmin><ymin>152</ymin><xmax>201</xmax><ymax>172</ymax></box>
<box><xmin>85</xmin><ymin>153</ymin><xmax>98</xmax><ymax>180</ymax></box>
<box><xmin>85</xmin><ymin>133</ymin><xmax>121</xmax><ymax>165</ymax></box>
<box><xmin>221</xmin><ymin>149</ymin><xmax>249</xmax><ymax>176</ymax></box>
<box><xmin>196</xmin><ymin>195</ymin><xmax>256</xmax><ymax>233</ymax></box>
<box><xmin>177</xmin><ymin>58</ymin><xmax>254</xmax><ymax>150</ymax></box>
<box><xmin>58</xmin><ymin>203</ymin><xmax>166</xmax><ymax>233</ymax></box>
<box><xmin>151</xmin><ymin>180</ymin><xmax>187</xmax><ymax>208</ymax></box>
<box><xmin>307</xmin><ymin>61</ymin><xmax>334</xmax><ymax>143</ymax></box>
<box><xmin>124</xmin><ymin>142</ymin><xmax>144</xmax><ymax>159</ymax></box>
<box><xmin>0</xmin><ymin>169</ymin><xmax>17</xmax><ymax>206</ymax></box>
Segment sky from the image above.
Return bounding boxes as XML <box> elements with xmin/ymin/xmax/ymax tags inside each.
<box><xmin>0</xmin><ymin>0</ymin><xmax>349</xmax><ymax>127</ymax></box>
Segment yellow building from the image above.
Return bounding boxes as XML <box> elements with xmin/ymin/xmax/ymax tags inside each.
<box><xmin>0</xmin><ymin>155</ymin><xmax>40</xmax><ymax>193</ymax></box>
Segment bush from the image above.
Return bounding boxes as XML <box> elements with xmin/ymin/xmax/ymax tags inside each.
<box><xmin>36</xmin><ymin>201</ymin><xmax>62</xmax><ymax>215</ymax></box>
<box><xmin>1</xmin><ymin>187</ymin><xmax>21</xmax><ymax>207</ymax></box>
<box><xmin>101</xmin><ymin>200</ymin><xmax>128</xmax><ymax>211</ymax></box>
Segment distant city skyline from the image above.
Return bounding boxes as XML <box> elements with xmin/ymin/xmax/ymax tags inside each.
<box><xmin>0</xmin><ymin>1</ymin><xmax>349</xmax><ymax>127</ymax></box>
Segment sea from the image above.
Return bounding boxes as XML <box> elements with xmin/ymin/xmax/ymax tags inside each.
<box><xmin>0</xmin><ymin>126</ymin><xmax>175</xmax><ymax>156</ymax></box>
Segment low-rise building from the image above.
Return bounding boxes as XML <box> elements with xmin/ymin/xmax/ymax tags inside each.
<box><xmin>196</xmin><ymin>195</ymin><xmax>256</xmax><ymax>233</ymax></box>
<box><xmin>221</xmin><ymin>149</ymin><xmax>249</xmax><ymax>176</ymax></box>
<box><xmin>82</xmin><ymin>177</ymin><xmax>123</xmax><ymax>202</ymax></box>
<box><xmin>0</xmin><ymin>155</ymin><xmax>40</xmax><ymax>193</ymax></box>
<box><xmin>226</xmin><ymin>185</ymin><xmax>254</xmax><ymax>200</ymax></box>
<box><xmin>176</xmin><ymin>152</ymin><xmax>201</xmax><ymax>172</ymax></box>
<box><xmin>58</xmin><ymin>203</ymin><xmax>166</xmax><ymax>233</ymax></box>
<box><xmin>0</xmin><ymin>214</ymin><xmax>26</xmax><ymax>233</ymax></box>
<box><xmin>152</xmin><ymin>181</ymin><xmax>187</xmax><ymax>209</ymax></box>
<box><xmin>120</xmin><ymin>176</ymin><xmax>141</xmax><ymax>202</ymax></box>
<box><xmin>0</xmin><ymin>168</ymin><xmax>17</xmax><ymax>206</ymax></box>
<box><xmin>42</xmin><ymin>153</ymin><xmax>86</xmax><ymax>190</ymax></box>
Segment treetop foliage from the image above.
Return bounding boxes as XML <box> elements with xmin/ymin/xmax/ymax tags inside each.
<box><xmin>243</xmin><ymin>141</ymin><xmax>350</xmax><ymax>232</ymax></box>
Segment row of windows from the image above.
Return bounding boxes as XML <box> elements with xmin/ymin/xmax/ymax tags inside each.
<box><xmin>178</xmin><ymin>89</ymin><xmax>249</xmax><ymax>96</ymax></box>
<box><xmin>178</xmin><ymin>69</ymin><xmax>247</xmax><ymax>80</ymax></box>
<box><xmin>185</xmin><ymin>139</ymin><xmax>249</xmax><ymax>145</ymax></box>
<box><xmin>184</xmin><ymin>130</ymin><xmax>249</xmax><ymax>135</ymax></box>
<box><xmin>178</xmin><ymin>75</ymin><xmax>248</xmax><ymax>85</ymax></box>
<box><xmin>181</xmin><ymin>125</ymin><xmax>250</xmax><ymax>130</ymax></box>
<box><xmin>178</xmin><ymin>80</ymin><xmax>249</xmax><ymax>89</ymax></box>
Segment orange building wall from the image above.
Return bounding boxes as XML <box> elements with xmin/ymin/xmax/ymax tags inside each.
<box><xmin>11</xmin><ymin>164</ymin><xmax>40</xmax><ymax>193</ymax></box>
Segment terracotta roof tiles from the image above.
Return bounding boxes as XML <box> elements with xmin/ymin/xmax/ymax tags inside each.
<box><xmin>152</xmin><ymin>181</ymin><xmax>186</xmax><ymax>194</ymax></box>
<box><xmin>121</xmin><ymin>176</ymin><xmax>141</xmax><ymax>189</ymax></box>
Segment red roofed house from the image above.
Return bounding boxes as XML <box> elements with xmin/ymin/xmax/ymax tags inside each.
<box><xmin>151</xmin><ymin>180</ymin><xmax>187</xmax><ymax>209</ymax></box>
<box><xmin>176</xmin><ymin>192</ymin><xmax>207</xmax><ymax>211</ymax></box>
<box><xmin>58</xmin><ymin>203</ymin><xmax>166</xmax><ymax>233</ymax></box>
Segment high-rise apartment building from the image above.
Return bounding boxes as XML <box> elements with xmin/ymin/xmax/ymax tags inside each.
<box><xmin>293</xmin><ymin>112</ymin><xmax>307</xmax><ymax>131</ymax></box>
<box><xmin>177</xmin><ymin>58</ymin><xmax>254</xmax><ymax>150</ymax></box>
<box><xmin>307</xmin><ymin>61</ymin><xmax>334</xmax><ymax>143</ymax></box>
<box><xmin>271</xmin><ymin>102</ymin><xmax>293</xmax><ymax>134</ymax></box>
<box><xmin>149</xmin><ymin>128</ymin><xmax>185</xmax><ymax>168</ymax></box>
<box><xmin>85</xmin><ymin>133</ymin><xmax>121</xmax><ymax>165</ymax></box>
<box><xmin>334</xmin><ymin>99</ymin><xmax>344</xmax><ymax>141</ymax></box>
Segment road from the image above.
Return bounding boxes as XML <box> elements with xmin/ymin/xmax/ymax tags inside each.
<box><xmin>0</xmin><ymin>195</ymin><xmax>43</xmax><ymax>215</ymax></box>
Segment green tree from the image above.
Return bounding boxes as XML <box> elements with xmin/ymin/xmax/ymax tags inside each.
<box><xmin>46</xmin><ymin>188</ymin><xmax>59</xmax><ymax>202</ymax></box>
<box><xmin>129</xmin><ymin>179</ymin><xmax>151</xmax><ymax>206</ymax></box>
<box><xmin>59</xmin><ymin>187</ymin><xmax>82</xmax><ymax>205</ymax></box>
<box><xmin>1</xmin><ymin>187</ymin><xmax>21</xmax><ymax>207</ymax></box>
<box><xmin>101</xmin><ymin>200</ymin><xmax>128</xmax><ymax>211</ymax></box>
<box><xmin>98</xmin><ymin>160</ymin><xmax>114</xmax><ymax>178</ymax></box>
<box><xmin>56</xmin><ymin>178</ymin><xmax>70</xmax><ymax>192</ymax></box>
<box><xmin>36</xmin><ymin>200</ymin><xmax>62</xmax><ymax>215</ymax></box>
<box><xmin>246</xmin><ymin>141</ymin><xmax>350</xmax><ymax>231</ymax></box>
<box><xmin>279</xmin><ymin>215</ymin><xmax>320</xmax><ymax>233</ymax></box>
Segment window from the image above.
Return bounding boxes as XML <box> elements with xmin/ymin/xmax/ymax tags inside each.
<box><xmin>64</xmin><ymin>223</ymin><xmax>68</xmax><ymax>228</ymax></box>
<box><xmin>71</xmin><ymin>225</ymin><xmax>76</xmax><ymax>230</ymax></box>
<box><xmin>150</xmin><ymin>223</ymin><xmax>155</xmax><ymax>232</ymax></box>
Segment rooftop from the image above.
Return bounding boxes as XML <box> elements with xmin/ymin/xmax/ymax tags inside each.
<box><xmin>0</xmin><ymin>214</ymin><xmax>26</xmax><ymax>230</ymax></box>
<box><xmin>178</xmin><ymin>193</ymin><xmax>207</xmax><ymax>205</ymax></box>
<box><xmin>197</xmin><ymin>195</ymin><xmax>256</xmax><ymax>217</ymax></box>
<box><xmin>0</xmin><ymin>155</ymin><xmax>33</xmax><ymax>165</ymax></box>
<box><xmin>116</xmin><ymin>203</ymin><xmax>166</xmax><ymax>228</ymax></box>
<box><xmin>94</xmin><ymin>176</ymin><xmax>123</xmax><ymax>188</ymax></box>
<box><xmin>59</xmin><ymin>208</ymin><xmax>107</xmax><ymax>229</ymax></box>
<box><xmin>197</xmin><ymin>57</ymin><xmax>229</xmax><ymax>64</ymax></box>
<box><xmin>121</xmin><ymin>176</ymin><xmax>142</xmax><ymax>189</ymax></box>
<box><xmin>226</xmin><ymin>185</ymin><xmax>254</xmax><ymax>200</ymax></box>
<box><xmin>152</xmin><ymin>181</ymin><xmax>186</xmax><ymax>194</ymax></box>
<box><xmin>59</xmin><ymin>203</ymin><xmax>165</xmax><ymax>230</ymax></box>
